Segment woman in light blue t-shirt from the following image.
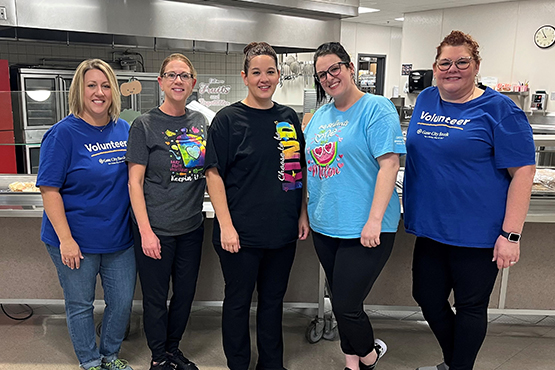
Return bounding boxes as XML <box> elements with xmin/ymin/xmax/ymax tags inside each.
<box><xmin>304</xmin><ymin>42</ymin><xmax>405</xmax><ymax>370</ymax></box>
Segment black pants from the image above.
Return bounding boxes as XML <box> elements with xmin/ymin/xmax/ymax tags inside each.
<box><xmin>312</xmin><ymin>231</ymin><xmax>395</xmax><ymax>356</ymax></box>
<box><xmin>133</xmin><ymin>222</ymin><xmax>204</xmax><ymax>362</ymax></box>
<box><xmin>412</xmin><ymin>237</ymin><xmax>499</xmax><ymax>370</ymax></box>
<box><xmin>214</xmin><ymin>242</ymin><xmax>296</xmax><ymax>370</ymax></box>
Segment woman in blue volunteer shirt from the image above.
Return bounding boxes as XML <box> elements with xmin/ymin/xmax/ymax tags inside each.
<box><xmin>403</xmin><ymin>30</ymin><xmax>536</xmax><ymax>370</ymax></box>
<box><xmin>37</xmin><ymin>59</ymin><xmax>135</xmax><ymax>370</ymax></box>
<box><xmin>304</xmin><ymin>42</ymin><xmax>405</xmax><ymax>370</ymax></box>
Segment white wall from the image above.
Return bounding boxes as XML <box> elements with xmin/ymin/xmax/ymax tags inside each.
<box><xmin>272</xmin><ymin>22</ymin><xmax>403</xmax><ymax>110</ymax></box>
<box><xmin>341</xmin><ymin>22</ymin><xmax>403</xmax><ymax>99</ymax></box>
<box><xmin>399</xmin><ymin>0</ymin><xmax>555</xmax><ymax>112</ymax></box>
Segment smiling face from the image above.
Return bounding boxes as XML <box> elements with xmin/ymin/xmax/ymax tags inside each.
<box><xmin>314</xmin><ymin>53</ymin><xmax>354</xmax><ymax>101</ymax></box>
<box><xmin>433</xmin><ymin>45</ymin><xmax>480</xmax><ymax>100</ymax></box>
<box><xmin>158</xmin><ymin>59</ymin><xmax>196</xmax><ymax>106</ymax></box>
<box><xmin>81</xmin><ymin>68</ymin><xmax>112</xmax><ymax>124</ymax></box>
<box><xmin>242</xmin><ymin>55</ymin><xmax>280</xmax><ymax>108</ymax></box>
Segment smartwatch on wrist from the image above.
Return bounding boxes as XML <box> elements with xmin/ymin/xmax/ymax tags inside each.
<box><xmin>500</xmin><ymin>230</ymin><xmax>521</xmax><ymax>243</ymax></box>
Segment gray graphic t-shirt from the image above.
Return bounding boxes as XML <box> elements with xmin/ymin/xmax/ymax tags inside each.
<box><xmin>126</xmin><ymin>107</ymin><xmax>208</xmax><ymax>236</ymax></box>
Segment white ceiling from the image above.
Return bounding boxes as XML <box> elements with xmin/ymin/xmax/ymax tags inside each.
<box><xmin>348</xmin><ymin>0</ymin><xmax>519</xmax><ymax>27</ymax></box>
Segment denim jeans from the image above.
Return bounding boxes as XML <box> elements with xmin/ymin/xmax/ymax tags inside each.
<box><xmin>46</xmin><ymin>243</ymin><xmax>136</xmax><ymax>369</ymax></box>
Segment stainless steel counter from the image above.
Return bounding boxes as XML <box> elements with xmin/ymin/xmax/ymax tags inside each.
<box><xmin>0</xmin><ymin>174</ymin><xmax>214</xmax><ymax>218</ymax></box>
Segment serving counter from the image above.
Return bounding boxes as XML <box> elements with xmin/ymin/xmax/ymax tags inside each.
<box><xmin>1</xmin><ymin>171</ymin><xmax>555</xmax><ymax>314</ymax></box>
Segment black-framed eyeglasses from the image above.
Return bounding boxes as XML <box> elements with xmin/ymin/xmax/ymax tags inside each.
<box><xmin>435</xmin><ymin>57</ymin><xmax>473</xmax><ymax>71</ymax></box>
<box><xmin>162</xmin><ymin>72</ymin><xmax>194</xmax><ymax>81</ymax></box>
<box><xmin>315</xmin><ymin>61</ymin><xmax>350</xmax><ymax>82</ymax></box>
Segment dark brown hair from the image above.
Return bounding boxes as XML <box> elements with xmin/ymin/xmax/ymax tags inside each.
<box><xmin>242</xmin><ymin>42</ymin><xmax>278</xmax><ymax>75</ymax></box>
<box><xmin>435</xmin><ymin>30</ymin><xmax>481</xmax><ymax>64</ymax></box>
<box><xmin>313</xmin><ymin>42</ymin><xmax>352</xmax><ymax>104</ymax></box>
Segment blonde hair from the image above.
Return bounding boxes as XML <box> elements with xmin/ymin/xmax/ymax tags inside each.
<box><xmin>159</xmin><ymin>53</ymin><xmax>197</xmax><ymax>79</ymax></box>
<box><xmin>69</xmin><ymin>59</ymin><xmax>121</xmax><ymax>121</ymax></box>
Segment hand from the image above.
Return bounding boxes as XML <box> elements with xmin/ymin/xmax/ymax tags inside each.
<box><xmin>221</xmin><ymin>225</ymin><xmax>241</xmax><ymax>253</ymax></box>
<box><xmin>361</xmin><ymin>220</ymin><xmax>381</xmax><ymax>248</ymax></box>
<box><xmin>298</xmin><ymin>212</ymin><xmax>310</xmax><ymax>240</ymax></box>
<box><xmin>60</xmin><ymin>238</ymin><xmax>84</xmax><ymax>269</ymax></box>
<box><xmin>493</xmin><ymin>235</ymin><xmax>520</xmax><ymax>269</ymax></box>
<box><xmin>141</xmin><ymin>229</ymin><xmax>162</xmax><ymax>259</ymax></box>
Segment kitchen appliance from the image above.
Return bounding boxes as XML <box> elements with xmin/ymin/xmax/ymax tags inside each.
<box><xmin>408</xmin><ymin>69</ymin><xmax>433</xmax><ymax>93</ymax></box>
<box><xmin>10</xmin><ymin>68</ymin><xmax>162</xmax><ymax>174</ymax></box>
<box><xmin>531</xmin><ymin>91</ymin><xmax>548</xmax><ymax>112</ymax></box>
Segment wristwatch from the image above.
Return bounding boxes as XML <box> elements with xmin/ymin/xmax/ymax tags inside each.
<box><xmin>500</xmin><ymin>230</ymin><xmax>521</xmax><ymax>243</ymax></box>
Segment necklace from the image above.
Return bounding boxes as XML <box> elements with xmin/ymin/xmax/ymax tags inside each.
<box><xmin>92</xmin><ymin>121</ymin><xmax>110</xmax><ymax>132</ymax></box>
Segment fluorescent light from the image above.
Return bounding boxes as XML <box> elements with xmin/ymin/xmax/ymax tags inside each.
<box><xmin>395</xmin><ymin>17</ymin><xmax>405</xmax><ymax>21</ymax></box>
<box><xmin>27</xmin><ymin>90</ymin><xmax>51</xmax><ymax>102</ymax></box>
<box><xmin>358</xmin><ymin>7</ymin><xmax>380</xmax><ymax>14</ymax></box>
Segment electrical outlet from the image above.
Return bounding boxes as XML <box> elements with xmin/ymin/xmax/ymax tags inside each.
<box><xmin>0</xmin><ymin>7</ymin><xmax>7</xmax><ymax>21</ymax></box>
<box><xmin>551</xmin><ymin>92</ymin><xmax>555</xmax><ymax>101</ymax></box>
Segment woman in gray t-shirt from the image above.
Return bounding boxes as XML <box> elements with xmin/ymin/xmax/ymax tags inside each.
<box><xmin>126</xmin><ymin>53</ymin><xmax>207</xmax><ymax>370</ymax></box>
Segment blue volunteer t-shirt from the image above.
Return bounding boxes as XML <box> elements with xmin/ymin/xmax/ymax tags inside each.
<box><xmin>37</xmin><ymin>114</ymin><xmax>133</xmax><ymax>254</ymax></box>
<box><xmin>304</xmin><ymin>93</ymin><xmax>406</xmax><ymax>238</ymax></box>
<box><xmin>403</xmin><ymin>87</ymin><xmax>536</xmax><ymax>248</ymax></box>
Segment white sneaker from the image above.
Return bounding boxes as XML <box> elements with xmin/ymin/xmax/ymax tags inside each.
<box><xmin>360</xmin><ymin>338</ymin><xmax>387</xmax><ymax>370</ymax></box>
<box><xmin>416</xmin><ymin>363</ymin><xmax>449</xmax><ymax>370</ymax></box>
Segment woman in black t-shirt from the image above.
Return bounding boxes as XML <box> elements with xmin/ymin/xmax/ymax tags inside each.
<box><xmin>205</xmin><ymin>42</ymin><xmax>308</xmax><ymax>370</ymax></box>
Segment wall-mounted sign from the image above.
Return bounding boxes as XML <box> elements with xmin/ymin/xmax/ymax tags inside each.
<box><xmin>198</xmin><ymin>78</ymin><xmax>232</xmax><ymax>108</ymax></box>
<box><xmin>402</xmin><ymin>64</ymin><xmax>412</xmax><ymax>76</ymax></box>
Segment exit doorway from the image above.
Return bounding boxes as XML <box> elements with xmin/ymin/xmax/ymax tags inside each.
<box><xmin>357</xmin><ymin>54</ymin><xmax>385</xmax><ymax>96</ymax></box>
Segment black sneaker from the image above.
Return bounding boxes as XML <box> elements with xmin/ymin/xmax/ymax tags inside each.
<box><xmin>359</xmin><ymin>338</ymin><xmax>387</xmax><ymax>370</ymax></box>
<box><xmin>166</xmin><ymin>350</ymin><xmax>199</xmax><ymax>370</ymax></box>
<box><xmin>149</xmin><ymin>360</ymin><xmax>177</xmax><ymax>370</ymax></box>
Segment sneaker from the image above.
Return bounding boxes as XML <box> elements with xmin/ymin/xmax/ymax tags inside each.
<box><xmin>416</xmin><ymin>363</ymin><xmax>449</xmax><ymax>370</ymax></box>
<box><xmin>102</xmin><ymin>358</ymin><xmax>133</xmax><ymax>370</ymax></box>
<box><xmin>166</xmin><ymin>349</ymin><xmax>199</xmax><ymax>370</ymax></box>
<box><xmin>150</xmin><ymin>361</ymin><xmax>178</xmax><ymax>370</ymax></box>
<box><xmin>88</xmin><ymin>367</ymin><xmax>103</xmax><ymax>370</ymax></box>
<box><xmin>359</xmin><ymin>338</ymin><xmax>387</xmax><ymax>370</ymax></box>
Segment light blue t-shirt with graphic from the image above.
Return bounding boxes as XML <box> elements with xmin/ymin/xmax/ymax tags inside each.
<box><xmin>304</xmin><ymin>93</ymin><xmax>406</xmax><ymax>238</ymax></box>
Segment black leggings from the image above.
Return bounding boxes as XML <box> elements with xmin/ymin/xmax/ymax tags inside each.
<box><xmin>412</xmin><ymin>237</ymin><xmax>499</xmax><ymax>370</ymax></box>
<box><xmin>133</xmin><ymin>222</ymin><xmax>204</xmax><ymax>362</ymax></box>
<box><xmin>312</xmin><ymin>231</ymin><xmax>395</xmax><ymax>356</ymax></box>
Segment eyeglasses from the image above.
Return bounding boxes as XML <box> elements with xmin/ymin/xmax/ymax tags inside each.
<box><xmin>162</xmin><ymin>72</ymin><xmax>194</xmax><ymax>81</ymax></box>
<box><xmin>435</xmin><ymin>57</ymin><xmax>473</xmax><ymax>71</ymax></box>
<box><xmin>315</xmin><ymin>62</ymin><xmax>350</xmax><ymax>82</ymax></box>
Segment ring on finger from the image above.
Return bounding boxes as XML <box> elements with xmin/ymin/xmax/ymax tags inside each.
<box><xmin>509</xmin><ymin>261</ymin><xmax>516</xmax><ymax>265</ymax></box>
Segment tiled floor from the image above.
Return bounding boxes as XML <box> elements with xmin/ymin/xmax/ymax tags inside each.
<box><xmin>1</xmin><ymin>303</ymin><xmax>554</xmax><ymax>370</ymax></box>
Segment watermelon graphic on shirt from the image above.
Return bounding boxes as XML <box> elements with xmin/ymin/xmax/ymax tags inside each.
<box><xmin>311</xmin><ymin>142</ymin><xmax>337</xmax><ymax>167</ymax></box>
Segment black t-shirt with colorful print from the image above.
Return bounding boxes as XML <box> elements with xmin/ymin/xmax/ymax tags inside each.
<box><xmin>205</xmin><ymin>101</ymin><xmax>306</xmax><ymax>248</ymax></box>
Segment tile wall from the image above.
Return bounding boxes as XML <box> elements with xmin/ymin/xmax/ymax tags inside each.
<box><xmin>0</xmin><ymin>38</ymin><xmax>249</xmax><ymax>112</ymax></box>
<box><xmin>0</xmin><ymin>39</ymin><xmax>244</xmax><ymax>75</ymax></box>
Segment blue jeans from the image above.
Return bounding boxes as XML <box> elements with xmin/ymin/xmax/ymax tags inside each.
<box><xmin>46</xmin><ymin>243</ymin><xmax>136</xmax><ymax>369</ymax></box>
